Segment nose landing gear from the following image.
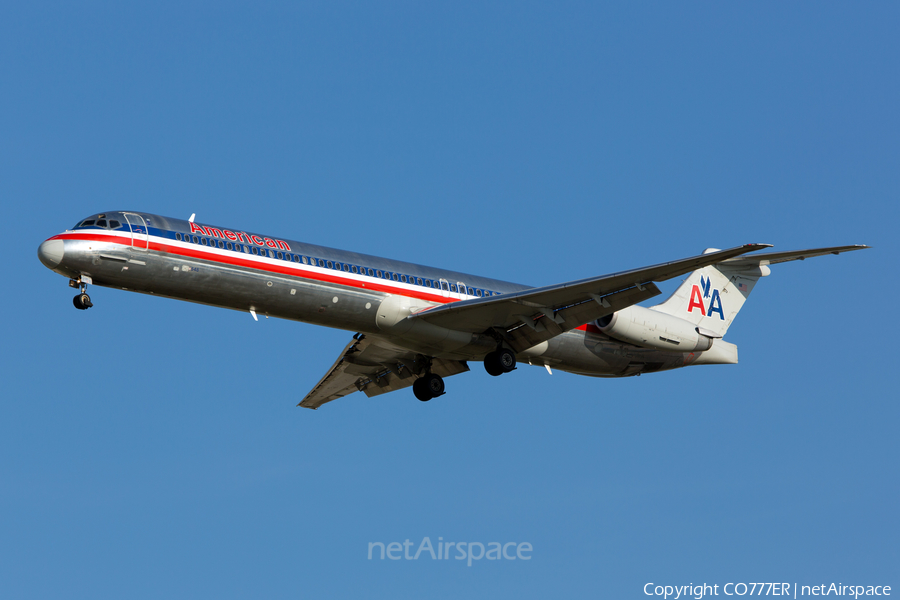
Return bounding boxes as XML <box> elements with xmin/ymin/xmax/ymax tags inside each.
<box><xmin>70</xmin><ymin>278</ymin><xmax>93</xmax><ymax>310</ymax></box>
<box><xmin>73</xmin><ymin>293</ymin><xmax>93</xmax><ymax>310</ymax></box>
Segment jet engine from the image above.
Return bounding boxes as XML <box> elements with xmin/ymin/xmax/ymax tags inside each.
<box><xmin>595</xmin><ymin>305</ymin><xmax>716</xmax><ymax>352</ymax></box>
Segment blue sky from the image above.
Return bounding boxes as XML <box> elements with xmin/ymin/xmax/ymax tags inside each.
<box><xmin>2</xmin><ymin>3</ymin><xmax>897</xmax><ymax>598</ymax></box>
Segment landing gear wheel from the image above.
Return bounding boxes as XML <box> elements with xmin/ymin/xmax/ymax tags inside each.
<box><xmin>413</xmin><ymin>378</ymin><xmax>431</xmax><ymax>402</ymax></box>
<box><xmin>484</xmin><ymin>352</ymin><xmax>504</xmax><ymax>376</ymax></box>
<box><xmin>485</xmin><ymin>348</ymin><xmax>516</xmax><ymax>376</ymax></box>
<box><xmin>496</xmin><ymin>348</ymin><xmax>516</xmax><ymax>373</ymax></box>
<box><xmin>73</xmin><ymin>293</ymin><xmax>93</xmax><ymax>310</ymax></box>
<box><xmin>423</xmin><ymin>373</ymin><xmax>445</xmax><ymax>397</ymax></box>
<box><xmin>413</xmin><ymin>373</ymin><xmax>445</xmax><ymax>401</ymax></box>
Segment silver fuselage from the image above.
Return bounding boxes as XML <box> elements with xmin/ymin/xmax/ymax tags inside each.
<box><xmin>38</xmin><ymin>211</ymin><xmax>703</xmax><ymax>378</ymax></box>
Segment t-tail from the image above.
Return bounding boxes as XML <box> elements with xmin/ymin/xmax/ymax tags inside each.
<box><xmin>650</xmin><ymin>248</ymin><xmax>767</xmax><ymax>338</ymax></box>
<box><xmin>651</xmin><ymin>245</ymin><xmax>869</xmax><ymax>350</ymax></box>
<box><xmin>593</xmin><ymin>245</ymin><xmax>867</xmax><ymax>366</ymax></box>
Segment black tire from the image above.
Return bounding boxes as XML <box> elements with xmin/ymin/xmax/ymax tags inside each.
<box><xmin>73</xmin><ymin>293</ymin><xmax>92</xmax><ymax>310</ymax></box>
<box><xmin>496</xmin><ymin>348</ymin><xmax>516</xmax><ymax>373</ymax></box>
<box><xmin>484</xmin><ymin>352</ymin><xmax>503</xmax><ymax>377</ymax></box>
<box><xmin>413</xmin><ymin>378</ymin><xmax>432</xmax><ymax>402</ymax></box>
<box><xmin>424</xmin><ymin>373</ymin><xmax>445</xmax><ymax>397</ymax></box>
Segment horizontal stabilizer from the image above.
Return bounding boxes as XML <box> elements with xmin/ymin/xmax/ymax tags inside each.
<box><xmin>720</xmin><ymin>245</ymin><xmax>869</xmax><ymax>268</ymax></box>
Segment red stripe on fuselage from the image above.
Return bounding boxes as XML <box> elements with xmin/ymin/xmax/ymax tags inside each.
<box><xmin>54</xmin><ymin>231</ymin><xmax>596</xmax><ymax>335</ymax></box>
<box><xmin>53</xmin><ymin>231</ymin><xmax>454</xmax><ymax>305</ymax></box>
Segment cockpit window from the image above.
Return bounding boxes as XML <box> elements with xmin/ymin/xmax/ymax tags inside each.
<box><xmin>79</xmin><ymin>219</ymin><xmax>96</xmax><ymax>227</ymax></box>
<box><xmin>96</xmin><ymin>219</ymin><xmax>108</xmax><ymax>227</ymax></box>
<box><xmin>109</xmin><ymin>220</ymin><xmax>121</xmax><ymax>229</ymax></box>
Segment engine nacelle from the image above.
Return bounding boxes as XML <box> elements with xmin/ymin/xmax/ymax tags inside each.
<box><xmin>595</xmin><ymin>305</ymin><xmax>715</xmax><ymax>352</ymax></box>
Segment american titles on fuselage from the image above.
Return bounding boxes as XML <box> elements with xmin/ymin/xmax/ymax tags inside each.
<box><xmin>188</xmin><ymin>221</ymin><xmax>291</xmax><ymax>252</ymax></box>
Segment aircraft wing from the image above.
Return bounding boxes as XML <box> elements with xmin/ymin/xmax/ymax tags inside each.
<box><xmin>719</xmin><ymin>244</ymin><xmax>869</xmax><ymax>267</ymax></box>
<box><xmin>298</xmin><ymin>334</ymin><xmax>469</xmax><ymax>410</ymax></box>
<box><xmin>408</xmin><ymin>244</ymin><xmax>772</xmax><ymax>352</ymax></box>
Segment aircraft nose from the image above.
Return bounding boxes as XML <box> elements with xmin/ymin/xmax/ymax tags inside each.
<box><xmin>38</xmin><ymin>238</ymin><xmax>65</xmax><ymax>269</ymax></box>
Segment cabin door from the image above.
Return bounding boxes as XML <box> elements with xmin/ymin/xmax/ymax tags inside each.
<box><xmin>124</xmin><ymin>213</ymin><xmax>149</xmax><ymax>250</ymax></box>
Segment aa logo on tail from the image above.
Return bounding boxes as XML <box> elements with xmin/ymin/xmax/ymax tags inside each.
<box><xmin>687</xmin><ymin>275</ymin><xmax>724</xmax><ymax>320</ymax></box>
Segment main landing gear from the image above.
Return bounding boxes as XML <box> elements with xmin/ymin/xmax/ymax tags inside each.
<box><xmin>413</xmin><ymin>349</ymin><xmax>517</xmax><ymax>403</ymax></box>
<box><xmin>70</xmin><ymin>278</ymin><xmax>93</xmax><ymax>310</ymax></box>
<box><xmin>413</xmin><ymin>373</ymin><xmax>445</xmax><ymax>402</ymax></box>
<box><xmin>484</xmin><ymin>347</ymin><xmax>516</xmax><ymax>377</ymax></box>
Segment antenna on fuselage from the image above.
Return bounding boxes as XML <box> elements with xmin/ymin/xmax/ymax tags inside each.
<box><xmin>189</xmin><ymin>213</ymin><xmax>196</xmax><ymax>223</ymax></box>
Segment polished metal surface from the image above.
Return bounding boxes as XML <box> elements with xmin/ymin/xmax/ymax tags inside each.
<box><xmin>37</xmin><ymin>239</ymin><xmax>64</xmax><ymax>269</ymax></box>
<box><xmin>44</xmin><ymin>209</ymin><xmax>862</xmax><ymax>406</ymax></box>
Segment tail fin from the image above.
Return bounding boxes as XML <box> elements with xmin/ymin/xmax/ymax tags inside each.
<box><xmin>651</xmin><ymin>248</ymin><xmax>767</xmax><ymax>338</ymax></box>
<box><xmin>652</xmin><ymin>244</ymin><xmax>868</xmax><ymax>338</ymax></box>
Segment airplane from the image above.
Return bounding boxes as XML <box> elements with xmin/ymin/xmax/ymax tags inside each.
<box><xmin>37</xmin><ymin>211</ymin><xmax>867</xmax><ymax>409</ymax></box>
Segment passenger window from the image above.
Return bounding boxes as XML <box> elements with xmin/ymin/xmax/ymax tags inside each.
<box><xmin>276</xmin><ymin>251</ymin><xmax>283</xmax><ymax>260</ymax></box>
<box><xmin>293</xmin><ymin>255</ymin><xmax>299</xmax><ymax>262</ymax></box>
<box><xmin>416</xmin><ymin>278</ymin><xmax>423</xmax><ymax>286</ymax></box>
<box><xmin>226</xmin><ymin>242</ymin><xmax>232</xmax><ymax>250</ymax></box>
<box><xmin>218</xmin><ymin>240</ymin><xmax>225</xmax><ymax>248</ymax></box>
<box><xmin>252</xmin><ymin>247</ymin><xmax>259</xmax><ymax>255</ymax></box>
<box><xmin>425</xmin><ymin>280</ymin><xmax>432</xmax><ymax>288</ymax></box>
<box><xmin>192</xmin><ymin>236</ymin><xmax>199</xmax><ymax>243</ymax></box>
<box><xmin>376</xmin><ymin>270</ymin><xmax>383</xmax><ymax>278</ymax></box>
<box><xmin>175</xmin><ymin>233</ymin><xmax>182</xmax><ymax>241</ymax></box>
<box><xmin>477</xmin><ymin>289</ymin><xmax>483</xmax><ymax>297</ymax></box>
<box><xmin>97</xmin><ymin>219</ymin><xmax>108</xmax><ymax>227</ymax></box>
<box><xmin>109</xmin><ymin>220</ymin><xmax>121</xmax><ymax>228</ymax></box>
<box><xmin>327</xmin><ymin>261</ymin><xmax>334</xmax><ymax>269</ymax></box>
<box><xmin>450</xmin><ymin>284</ymin><xmax>457</xmax><ymax>292</ymax></box>
<box><xmin>201</xmin><ymin>238</ymin><xmax>208</xmax><ymax>246</ymax></box>
<box><xmin>392</xmin><ymin>273</ymin><xmax>399</xmax><ymax>281</ymax></box>
<box><xmin>351</xmin><ymin>266</ymin><xmax>358</xmax><ymax>274</ymax></box>
<box><xmin>343</xmin><ymin>264</ymin><xmax>350</xmax><ymax>272</ymax></box>
<box><xmin>400</xmin><ymin>275</ymin><xmax>407</xmax><ymax>283</ymax></box>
